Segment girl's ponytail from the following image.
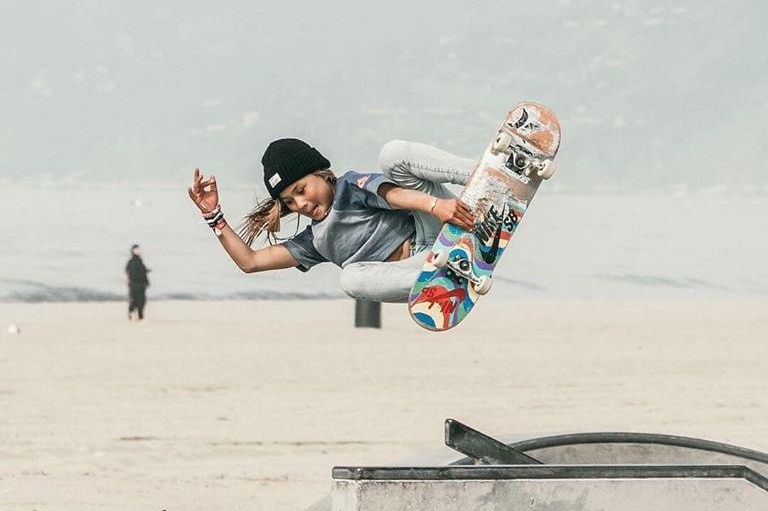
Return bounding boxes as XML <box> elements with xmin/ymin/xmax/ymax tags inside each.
<box><xmin>239</xmin><ymin>197</ymin><xmax>288</xmax><ymax>246</ymax></box>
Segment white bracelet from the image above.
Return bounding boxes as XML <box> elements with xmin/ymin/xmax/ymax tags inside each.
<box><xmin>429</xmin><ymin>197</ymin><xmax>439</xmax><ymax>214</ymax></box>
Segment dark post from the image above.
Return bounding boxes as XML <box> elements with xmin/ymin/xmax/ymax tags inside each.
<box><xmin>354</xmin><ymin>299</ymin><xmax>381</xmax><ymax>328</ymax></box>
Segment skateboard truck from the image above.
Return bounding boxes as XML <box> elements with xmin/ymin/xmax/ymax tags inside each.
<box><xmin>432</xmin><ymin>250</ymin><xmax>493</xmax><ymax>295</ymax></box>
<box><xmin>492</xmin><ymin>132</ymin><xmax>557</xmax><ymax>180</ymax></box>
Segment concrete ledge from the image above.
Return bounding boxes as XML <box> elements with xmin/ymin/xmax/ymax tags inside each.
<box><xmin>333</xmin><ymin>465</ymin><xmax>768</xmax><ymax>511</ymax></box>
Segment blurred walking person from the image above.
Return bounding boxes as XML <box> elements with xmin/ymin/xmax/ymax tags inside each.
<box><xmin>125</xmin><ymin>244</ymin><xmax>150</xmax><ymax>320</ymax></box>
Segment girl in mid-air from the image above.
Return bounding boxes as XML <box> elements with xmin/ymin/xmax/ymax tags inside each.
<box><xmin>187</xmin><ymin>138</ymin><xmax>476</xmax><ymax>302</ymax></box>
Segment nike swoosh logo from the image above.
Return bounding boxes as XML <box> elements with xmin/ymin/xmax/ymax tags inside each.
<box><xmin>479</xmin><ymin>221</ymin><xmax>503</xmax><ymax>265</ymax></box>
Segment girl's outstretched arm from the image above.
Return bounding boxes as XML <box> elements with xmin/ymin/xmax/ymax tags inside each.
<box><xmin>377</xmin><ymin>184</ymin><xmax>475</xmax><ymax>231</ymax></box>
<box><xmin>188</xmin><ymin>169</ymin><xmax>299</xmax><ymax>273</ymax></box>
<box><xmin>211</xmin><ymin>223</ymin><xmax>298</xmax><ymax>273</ymax></box>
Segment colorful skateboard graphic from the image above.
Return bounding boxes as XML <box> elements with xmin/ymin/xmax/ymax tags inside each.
<box><xmin>408</xmin><ymin>102</ymin><xmax>561</xmax><ymax>331</ymax></box>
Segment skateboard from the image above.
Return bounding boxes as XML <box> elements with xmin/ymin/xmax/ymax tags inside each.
<box><xmin>408</xmin><ymin>102</ymin><xmax>561</xmax><ymax>331</ymax></box>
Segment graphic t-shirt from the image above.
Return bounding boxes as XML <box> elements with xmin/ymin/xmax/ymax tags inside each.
<box><xmin>282</xmin><ymin>171</ymin><xmax>415</xmax><ymax>271</ymax></box>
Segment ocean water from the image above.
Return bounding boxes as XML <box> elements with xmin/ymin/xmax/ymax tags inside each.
<box><xmin>2</xmin><ymin>184</ymin><xmax>767</xmax><ymax>303</ymax></box>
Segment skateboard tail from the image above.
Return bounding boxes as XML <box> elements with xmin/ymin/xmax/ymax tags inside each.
<box><xmin>503</xmin><ymin>102</ymin><xmax>561</xmax><ymax>159</ymax></box>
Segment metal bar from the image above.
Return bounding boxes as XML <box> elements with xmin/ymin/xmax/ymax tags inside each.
<box><xmin>444</xmin><ymin>418</ymin><xmax>542</xmax><ymax>465</ymax></box>
<box><xmin>332</xmin><ymin>464</ymin><xmax>767</xmax><ymax>489</ymax></box>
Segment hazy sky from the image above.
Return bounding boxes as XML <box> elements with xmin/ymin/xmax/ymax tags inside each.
<box><xmin>1</xmin><ymin>0</ymin><xmax>766</xmax><ymax>191</ymax></box>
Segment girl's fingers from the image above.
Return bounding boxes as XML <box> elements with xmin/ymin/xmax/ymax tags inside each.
<box><xmin>187</xmin><ymin>187</ymin><xmax>200</xmax><ymax>203</ymax></box>
<box><xmin>440</xmin><ymin>202</ymin><xmax>472</xmax><ymax>227</ymax></box>
<box><xmin>457</xmin><ymin>212</ymin><xmax>474</xmax><ymax>230</ymax></box>
<box><xmin>456</xmin><ymin>209</ymin><xmax>473</xmax><ymax>224</ymax></box>
<box><xmin>192</xmin><ymin>171</ymin><xmax>203</xmax><ymax>192</ymax></box>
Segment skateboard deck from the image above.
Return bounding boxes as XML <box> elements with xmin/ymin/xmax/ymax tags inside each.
<box><xmin>408</xmin><ymin>102</ymin><xmax>561</xmax><ymax>331</ymax></box>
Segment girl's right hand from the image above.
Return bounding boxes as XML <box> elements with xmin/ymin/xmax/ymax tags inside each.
<box><xmin>432</xmin><ymin>198</ymin><xmax>476</xmax><ymax>232</ymax></box>
<box><xmin>187</xmin><ymin>168</ymin><xmax>220</xmax><ymax>214</ymax></box>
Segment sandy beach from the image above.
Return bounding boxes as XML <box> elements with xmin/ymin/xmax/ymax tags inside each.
<box><xmin>1</xmin><ymin>298</ymin><xmax>767</xmax><ymax>510</ymax></box>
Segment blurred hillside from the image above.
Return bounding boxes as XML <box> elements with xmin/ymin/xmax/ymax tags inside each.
<box><xmin>1</xmin><ymin>0</ymin><xmax>766</xmax><ymax>191</ymax></box>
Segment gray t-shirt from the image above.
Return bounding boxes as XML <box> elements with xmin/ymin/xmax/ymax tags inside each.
<box><xmin>282</xmin><ymin>171</ymin><xmax>416</xmax><ymax>271</ymax></box>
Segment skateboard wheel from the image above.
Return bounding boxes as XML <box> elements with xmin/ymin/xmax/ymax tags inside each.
<box><xmin>537</xmin><ymin>159</ymin><xmax>556</xmax><ymax>179</ymax></box>
<box><xmin>473</xmin><ymin>275</ymin><xmax>493</xmax><ymax>295</ymax></box>
<box><xmin>432</xmin><ymin>250</ymin><xmax>449</xmax><ymax>268</ymax></box>
<box><xmin>491</xmin><ymin>132</ymin><xmax>512</xmax><ymax>155</ymax></box>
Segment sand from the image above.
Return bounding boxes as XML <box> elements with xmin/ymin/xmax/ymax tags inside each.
<box><xmin>1</xmin><ymin>298</ymin><xmax>767</xmax><ymax>510</ymax></box>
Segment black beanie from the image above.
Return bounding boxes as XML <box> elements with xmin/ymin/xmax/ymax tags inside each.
<box><xmin>261</xmin><ymin>138</ymin><xmax>331</xmax><ymax>198</ymax></box>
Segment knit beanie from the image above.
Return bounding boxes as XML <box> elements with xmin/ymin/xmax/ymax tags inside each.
<box><xmin>261</xmin><ymin>138</ymin><xmax>331</xmax><ymax>198</ymax></box>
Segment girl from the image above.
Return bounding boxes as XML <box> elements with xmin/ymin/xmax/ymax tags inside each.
<box><xmin>187</xmin><ymin>138</ymin><xmax>476</xmax><ymax>302</ymax></box>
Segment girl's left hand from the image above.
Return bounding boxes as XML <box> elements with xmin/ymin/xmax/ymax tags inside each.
<box><xmin>188</xmin><ymin>168</ymin><xmax>220</xmax><ymax>214</ymax></box>
<box><xmin>432</xmin><ymin>198</ymin><xmax>475</xmax><ymax>231</ymax></box>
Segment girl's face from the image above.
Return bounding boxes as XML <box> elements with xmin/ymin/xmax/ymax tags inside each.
<box><xmin>279</xmin><ymin>174</ymin><xmax>335</xmax><ymax>221</ymax></box>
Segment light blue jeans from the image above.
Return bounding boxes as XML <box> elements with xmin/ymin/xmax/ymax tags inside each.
<box><xmin>338</xmin><ymin>140</ymin><xmax>474</xmax><ymax>303</ymax></box>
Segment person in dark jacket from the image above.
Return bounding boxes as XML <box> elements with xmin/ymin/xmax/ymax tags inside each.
<box><xmin>125</xmin><ymin>244</ymin><xmax>150</xmax><ymax>320</ymax></box>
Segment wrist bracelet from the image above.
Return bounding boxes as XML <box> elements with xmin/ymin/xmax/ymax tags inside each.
<box><xmin>212</xmin><ymin>218</ymin><xmax>227</xmax><ymax>237</ymax></box>
<box><xmin>429</xmin><ymin>197</ymin><xmax>439</xmax><ymax>214</ymax></box>
<box><xmin>202</xmin><ymin>205</ymin><xmax>227</xmax><ymax>236</ymax></box>
<box><xmin>202</xmin><ymin>204</ymin><xmax>221</xmax><ymax>220</ymax></box>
